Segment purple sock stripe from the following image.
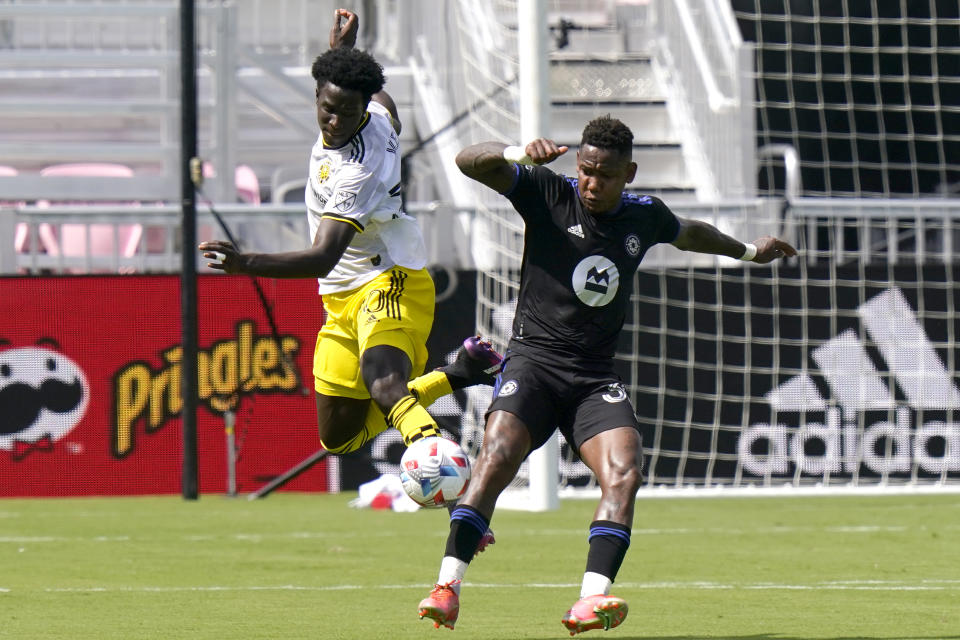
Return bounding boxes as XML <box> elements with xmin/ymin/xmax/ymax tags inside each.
<box><xmin>588</xmin><ymin>526</ymin><xmax>632</xmax><ymax>546</ymax></box>
<box><xmin>450</xmin><ymin>506</ymin><xmax>488</xmax><ymax>534</ymax></box>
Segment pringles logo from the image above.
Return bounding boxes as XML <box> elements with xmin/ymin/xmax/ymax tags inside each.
<box><xmin>111</xmin><ymin>321</ymin><xmax>300</xmax><ymax>458</ymax></box>
<box><xmin>0</xmin><ymin>340</ymin><xmax>89</xmax><ymax>460</ymax></box>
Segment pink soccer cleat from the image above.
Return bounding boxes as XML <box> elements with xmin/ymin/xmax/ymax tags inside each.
<box><xmin>561</xmin><ymin>594</ymin><xmax>628</xmax><ymax>635</ymax></box>
<box><xmin>418</xmin><ymin>580</ymin><xmax>460</xmax><ymax>630</ymax></box>
<box><xmin>474</xmin><ymin>529</ymin><xmax>496</xmax><ymax>557</ymax></box>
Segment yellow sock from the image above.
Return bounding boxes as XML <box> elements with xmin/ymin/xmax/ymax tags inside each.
<box><xmin>363</xmin><ymin>371</ymin><xmax>450</xmax><ymax>437</ymax></box>
<box><xmin>363</xmin><ymin>402</ymin><xmax>388</xmax><ymax>437</ymax></box>
<box><xmin>321</xmin><ymin>422</ymin><xmax>376</xmax><ymax>454</ymax></box>
<box><xmin>328</xmin><ymin>385</ymin><xmax>447</xmax><ymax>453</ymax></box>
<box><xmin>387</xmin><ymin>394</ymin><xmax>440</xmax><ymax>445</ymax></box>
<box><xmin>408</xmin><ymin>370</ymin><xmax>453</xmax><ymax>407</ymax></box>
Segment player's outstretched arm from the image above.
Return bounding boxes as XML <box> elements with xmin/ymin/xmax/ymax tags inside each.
<box><xmin>456</xmin><ymin>139</ymin><xmax>568</xmax><ymax>193</ymax></box>
<box><xmin>671</xmin><ymin>217</ymin><xmax>797</xmax><ymax>263</ymax></box>
<box><xmin>197</xmin><ymin>219</ymin><xmax>356</xmax><ymax>278</ymax></box>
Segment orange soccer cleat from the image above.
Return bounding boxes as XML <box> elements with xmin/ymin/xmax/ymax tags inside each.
<box><xmin>418</xmin><ymin>580</ymin><xmax>461</xmax><ymax>630</ymax></box>
<box><xmin>560</xmin><ymin>594</ymin><xmax>628</xmax><ymax>636</ymax></box>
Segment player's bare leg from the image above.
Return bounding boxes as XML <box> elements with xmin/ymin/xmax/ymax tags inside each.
<box><xmin>314</xmin><ymin>393</ymin><xmax>371</xmax><ymax>452</ymax></box>
<box><xmin>361</xmin><ymin>344</ymin><xmax>415</xmax><ymax>416</ymax></box>
<box><xmin>316</xmin><ymin>344</ymin><xmax>429</xmax><ymax>452</ymax></box>
<box><xmin>420</xmin><ymin>411</ymin><xmax>530</xmax><ymax>629</ymax></box>
<box><xmin>458</xmin><ymin>410</ymin><xmax>532</xmax><ymax>516</ymax></box>
<box><xmin>361</xmin><ymin>343</ymin><xmax>453</xmax><ymax>446</ymax></box>
<box><xmin>560</xmin><ymin>427</ymin><xmax>641</xmax><ymax>635</ymax></box>
<box><xmin>578</xmin><ymin>427</ymin><xmax>643</xmax><ymax>525</ymax></box>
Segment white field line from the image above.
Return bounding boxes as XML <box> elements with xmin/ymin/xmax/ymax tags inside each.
<box><xmin>38</xmin><ymin>579</ymin><xmax>960</xmax><ymax>594</ymax></box>
<box><xmin>0</xmin><ymin>523</ymin><xmax>952</xmax><ymax>544</ymax></box>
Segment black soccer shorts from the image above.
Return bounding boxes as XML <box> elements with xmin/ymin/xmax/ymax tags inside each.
<box><xmin>486</xmin><ymin>349</ymin><xmax>643</xmax><ymax>455</ymax></box>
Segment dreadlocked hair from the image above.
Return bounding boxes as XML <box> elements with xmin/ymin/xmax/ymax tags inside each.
<box><xmin>581</xmin><ymin>115</ymin><xmax>634</xmax><ymax>158</ymax></box>
<box><xmin>311</xmin><ymin>48</ymin><xmax>385</xmax><ymax>104</ymax></box>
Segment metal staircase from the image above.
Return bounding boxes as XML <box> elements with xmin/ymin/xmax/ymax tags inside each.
<box><xmin>549</xmin><ymin>52</ymin><xmax>695</xmax><ymax>199</ymax></box>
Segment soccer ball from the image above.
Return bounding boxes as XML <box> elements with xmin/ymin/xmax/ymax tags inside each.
<box><xmin>399</xmin><ymin>437</ymin><xmax>471</xmax><ymax>508</ymax></box>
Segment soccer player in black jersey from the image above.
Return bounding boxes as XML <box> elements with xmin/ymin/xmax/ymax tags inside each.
<box><xmin>417</xmin><ymin>115</ymin><xmax>797</xmax><ymax>634</ymax></box>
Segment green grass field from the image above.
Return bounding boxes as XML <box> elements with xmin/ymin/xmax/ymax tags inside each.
<box><xmin>1</xmin><ymin>492</ymin><xmax>958</xmax><ymax>640</ymax></box>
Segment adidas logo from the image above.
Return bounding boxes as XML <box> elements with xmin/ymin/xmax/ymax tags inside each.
<box><xmin>567</xmin><ymin>224</ymin><xmax>584</xmax><ymax>238</ymax></box>
<box><xmin>740</xmin><ymin>287</ymin><xmax>960</xmax><ymax>477</ymax></box>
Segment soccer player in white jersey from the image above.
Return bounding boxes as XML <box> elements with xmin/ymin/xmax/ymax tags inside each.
<box><xmin>199</xmin><ymin>10</ymin><xmax>501</xmax><ymax>477</ymax></box>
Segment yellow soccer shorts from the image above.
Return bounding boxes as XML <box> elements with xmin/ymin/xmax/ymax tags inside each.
<box><xmin>313</xmin><ymin>266</ymin><xmax>435</xmax><ymax>399</ymax></box>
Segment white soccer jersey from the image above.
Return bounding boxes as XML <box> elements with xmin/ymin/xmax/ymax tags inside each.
<box><xmin>305</xmin><ymin>101</ymin><xmax>427</xmax><ymax>294</ymax></box>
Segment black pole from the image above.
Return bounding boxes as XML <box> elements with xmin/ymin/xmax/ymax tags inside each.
<box><xmin>180</xmin><ymin>0</ymin><xmax>199</xmax><ymax>500</ymax></box>
<box><xmin>246</xmin><ymin>449</ymin><xmax>330</xmax><ymax>501</ymax></box>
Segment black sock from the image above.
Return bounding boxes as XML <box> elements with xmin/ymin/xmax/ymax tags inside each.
<box><xmin>584</xmin><ymin>520</ymin><xmax>631</xmax><ymax>581</ymax></box>
<box><xmin>445</xmin><ymin>505</ymin><xmax>490</xmax><ymax>562</ymax></box>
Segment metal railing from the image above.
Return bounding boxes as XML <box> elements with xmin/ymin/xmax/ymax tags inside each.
<box><xmin>5</xmin><ymin>203</ymin><xmax>307</xmax><ymax>274</ymax></box>
<box><xmin>648</xmin><ymin>0</ymin><xmax>755</xmax><ymax>199</ymax></box>
<box><xmin>789</xmin><ymin>198</ymin><xmax>960</xmax><ymax>266</ymax></box>
<box><xmin>8</xmin><ymin>196</ymin><xmax>960</xmax><ymax>274</ymax></box>
<box><xmin>3</xmin><ymin>201</ymin><xmax>481</xmax><ymax>275</ymax></box>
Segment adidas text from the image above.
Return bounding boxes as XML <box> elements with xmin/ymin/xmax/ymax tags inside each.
<box><xmin>740</xmin><ymin>407</ymin><xmax>960</xmax><ymax>476</ymax></box>
<box><xmin>740</xmin><ymin>287</ymin><xmax>960</xmax><ymax>477</ymax></box>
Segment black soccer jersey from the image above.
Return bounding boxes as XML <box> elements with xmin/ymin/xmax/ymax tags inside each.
<box><xmin>502</xmin><ymin>164</ymin><xmax>680</xmax><ymax>362</ymax></box>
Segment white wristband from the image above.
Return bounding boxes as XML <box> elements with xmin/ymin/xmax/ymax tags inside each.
<box><xmin>503</xmin><ymin>145</ymin><xmax>534</xmax><ymax>166</ymax></box>
<box><xmin>739</xmin><ymin>243</ymin><xmax>758</xmax><ymax>262</ymax></box>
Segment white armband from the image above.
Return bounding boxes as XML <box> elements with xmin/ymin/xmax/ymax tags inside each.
<box><xmin>503</xmin><ymin>145</ymin><xmax>534</xmax><ymax>166</ymax></box>
<box><xmin>739</xmin><ymin>243</ymin><xmax>758</xmax><ymax>262</ymax></box>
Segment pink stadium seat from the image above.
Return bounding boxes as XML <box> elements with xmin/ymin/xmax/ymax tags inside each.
<box><xmin>201</xmin><ymin>163</ymin><xmax>261</xmax><ymax>203</ymax></box>
<box><xmin>39</xmin><ymin>163</ymin><xmax>142</xmax><ymax>262</ymax></box>
<box><xmin>3</xmin><ymin>166</ymin><xmax>27</xmax><ymax>252</ymax></box>
<box><xmin>2</xmin><ymin>166</ymin><xmax>55</xmax><ymax>257</ymax></box>
<box><xmin>41</xmin><ymin>162</ymin><xmax>135</xmax><ymax>179</ymax></box>
<box><xmin>235</xmin><ymin>165</ymin><xmax>261</xmax><ymax>205</ymax></box>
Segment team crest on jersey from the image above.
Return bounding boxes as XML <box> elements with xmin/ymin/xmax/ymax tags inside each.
<box><xmin>316</xmin><ymin>160</ymin><xmax>332</xmax><ymax>184</ymax></box>
<box><xmin>572</xmin><ymin>255</ymin><xmax>619</xmax><ymax>307</ymax></box>
<box><xmin>497</xmin><ymin>380</ymin><xmax>519</xmax><ymax>397</ymax></box>
<box><xmin>334</xmin><ymin>190</ymin><xmax>357</xmax><ymax>212</ymax></box>
<box><xmin>601</xmin><ymin>383</ymin><xmax>627</xmax><ymax>403</ymax></box>
<box><xmin>624</xmin><ymin>234</ymin><xmax>641</xmax><ymax>256</ymax></box>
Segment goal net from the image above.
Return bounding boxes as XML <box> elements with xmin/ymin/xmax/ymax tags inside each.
<box><xmin>631</xmin><ymin>200</ymin><xmax>960</xmax><ymax>494</ymax></box>
<box><xmin>733</xmin><ymin>0</ymin><xmax>960</xmax><ymax>197</ymax></box>
<box><xmin>444</xmin><ymin>0</ymin><xmax>960</xmax><ymax>500</ymax></box>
